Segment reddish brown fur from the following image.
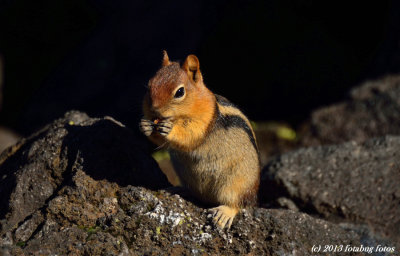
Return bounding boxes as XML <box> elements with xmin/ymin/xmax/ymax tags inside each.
<box><xmin>144</xmin><ymin>54</ymin><xmax>217</xmax><ymax>151</ymax></box>
<box><xmin>142</xmin><ymin>52</ymin><xmax>260</xmax><ymax>229</ymax></box>
<box><xmin>148</xmin><ymin>63</ymin><xmax>186</xmax><ymax>110</ymax></box>
<box><xmin>182</xmin><ymin>55</ymin><xmax>203</xmax><ymax>83</ymax></box>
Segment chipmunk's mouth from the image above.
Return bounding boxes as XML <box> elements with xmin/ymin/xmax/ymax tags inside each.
<box><xmin>152</xmin><ymin>116</ymin><xmax>172</xmax><ymax>124</ymax></box>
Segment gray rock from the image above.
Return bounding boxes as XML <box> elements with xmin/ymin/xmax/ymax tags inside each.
<box><xmin>262</xmin><ymin>135</ymin><xmax>400</xmax><ymax>246</ymax></box>
<box><xmin>0</xmin><ymin>111</ymin><xmax>366</xmax><ymax>255</ymax></box>
<box><xmin>0</xmin><ymin>111</ymin><xmax>169</xmax><ymax>240</ymax></box>
<box><xmin>3</xmin><ymin>181</ymin><xmax>364</xmax><ymax>255</ymax></box>
<box><xmin>301</xmin><ymin>75</ymin><xmax>400</xmax><ymax>146</ymax></box>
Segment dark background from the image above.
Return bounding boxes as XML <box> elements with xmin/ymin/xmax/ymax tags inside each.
<box><xmin>0</xmin><ymin>0</ymin><xmax>399</xmax><ymax>136</ymax></box>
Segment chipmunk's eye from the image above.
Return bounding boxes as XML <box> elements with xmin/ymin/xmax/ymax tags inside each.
<box><xmin>174</xmin><ymin>87</ymin><xmax>185</xmax><ymax>98</ymax></box>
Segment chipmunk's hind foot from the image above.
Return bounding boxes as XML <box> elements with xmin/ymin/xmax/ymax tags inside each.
<box><xmin>208</xmin><ymin>205</ymin><xmax>239</xmax><ymax>229</ymax></box>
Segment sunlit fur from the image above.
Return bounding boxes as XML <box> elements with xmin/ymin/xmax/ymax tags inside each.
<box><xmin>142</xmin><ymin>52</ymin><xmax>260</xmax><ymax>228</ymax></box>
<box><xmin>144</xmin><ymin>61</ymin><xmax>215</xmax><ymax>151</ymax></box>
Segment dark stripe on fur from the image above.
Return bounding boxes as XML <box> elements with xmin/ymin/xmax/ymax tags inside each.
<box><xmin>215</xmin><ymin>108</ymin><xmax>257</xmax><ymax>151</ymax></box>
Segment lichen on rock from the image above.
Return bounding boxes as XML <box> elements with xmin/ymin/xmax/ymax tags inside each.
<box><xmin>0</xmin><ymin>111</ymin><xmax>393</xmax><ymax>255</ymax></box>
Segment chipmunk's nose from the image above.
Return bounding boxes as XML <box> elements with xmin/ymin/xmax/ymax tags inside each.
<box><xmin>150</xmin><ymin>99</ymin><xmax>162</xmax><ymax>112</ymax></box>
<box><xmin>149</xmin><ymin>103</ymin><xmax>165</xmax><ymax>118</ymax></box>
<box><xmin>150</xmin><ymin>106</ymin><xmax>171</xmax><ymax>120</ymax></box>
<box><xmin>151</xmin><ymin>101</ymin><xmax>161</xmax><ymax>110</ymax></box>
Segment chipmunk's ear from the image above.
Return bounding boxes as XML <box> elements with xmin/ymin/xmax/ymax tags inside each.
<box><xmin>182</xmin><ymin>54</ymin><xmax>203</xmax><ymax>83</ymax></box>
<box><xmin>162</xmin><ymin>50</ymin><xmax>171</xmax><ymax>66</ymax></box>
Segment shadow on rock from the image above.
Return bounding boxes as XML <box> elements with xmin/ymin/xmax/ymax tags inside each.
<box><xmin>62</xmin><ymin>118</ymin><xmax>168</xmax><ymax>189</ymax></box>
<box><xmin>0</xmin><ymin>111</ymin><xmax>169</xmax><ymax>239</ymax></box>
<box><xmin>0</xmin><ymin>111</ymin><xmax>385</xmax><ymax>255</ymax></box>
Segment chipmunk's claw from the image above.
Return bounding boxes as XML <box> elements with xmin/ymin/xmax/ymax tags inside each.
<box><xmin>208</xmin><ymin>205</ymin><xmax>238</xmax><ymax>229</ymax></box>
<box><xmin>157</xmin><ymin>119</ymin><xmax>173</xmax><ymax>137</ymax></box>
<box><xmin>139</xmin><ymin>118</ymin><xmax>154</xmax><ymax>136</ymax></box>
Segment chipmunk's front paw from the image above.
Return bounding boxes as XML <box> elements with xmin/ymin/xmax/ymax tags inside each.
<box><xmin>156</xmin><ymin>119</ymin><xmax>173</xmax><ymax>137</ymax></box>
<box><xmin>208</xmin><ymin>205</ymin><xmax>239</xmax><ymax>229</ymax></box>
<box><xmin>139</xmin><ymin>118</ymin><xmax>154</xmax><ymax>136</ymax></box>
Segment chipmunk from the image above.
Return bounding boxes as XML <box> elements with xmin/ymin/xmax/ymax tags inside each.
<box><xmin>139</xmin><ymin>51</ymin><xmax>260</xmax><ymax>229</ymax></box>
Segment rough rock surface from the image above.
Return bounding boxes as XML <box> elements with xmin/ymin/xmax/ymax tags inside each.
<box><xmin>301</xmin><ymin>75</ymin><xmax>400</xmax><ymax>146</ymax></box>
<box><xmin>2</xmin><ymin>182</ymin><xmax>364</xmax><ymax>256</ymax></box>
<box><xmin>0</xmin><ymin>111</ymin><xmax>169</xmax><ymax>246</ymax></box>
<box><xmin>262</xmin><ymin>135</ymin><xmax>400</xmax><ymax>247</ymax></box>
<box><xmin>0</xmin><ymin>111</ymin><xmax>366</xmax><ymax>255</ymax></box>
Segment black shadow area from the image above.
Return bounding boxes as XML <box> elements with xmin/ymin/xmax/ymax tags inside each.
<box><xmin>61</xmin><ymin>119</ymin><xmax>170</xmax><ymax>189</ymax></box>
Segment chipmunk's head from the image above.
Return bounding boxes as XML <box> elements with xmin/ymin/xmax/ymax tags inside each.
<box><xmin>144</xmin><ymin>51</ymin><xmax>213</xmax><ymax>120</ymax></box>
